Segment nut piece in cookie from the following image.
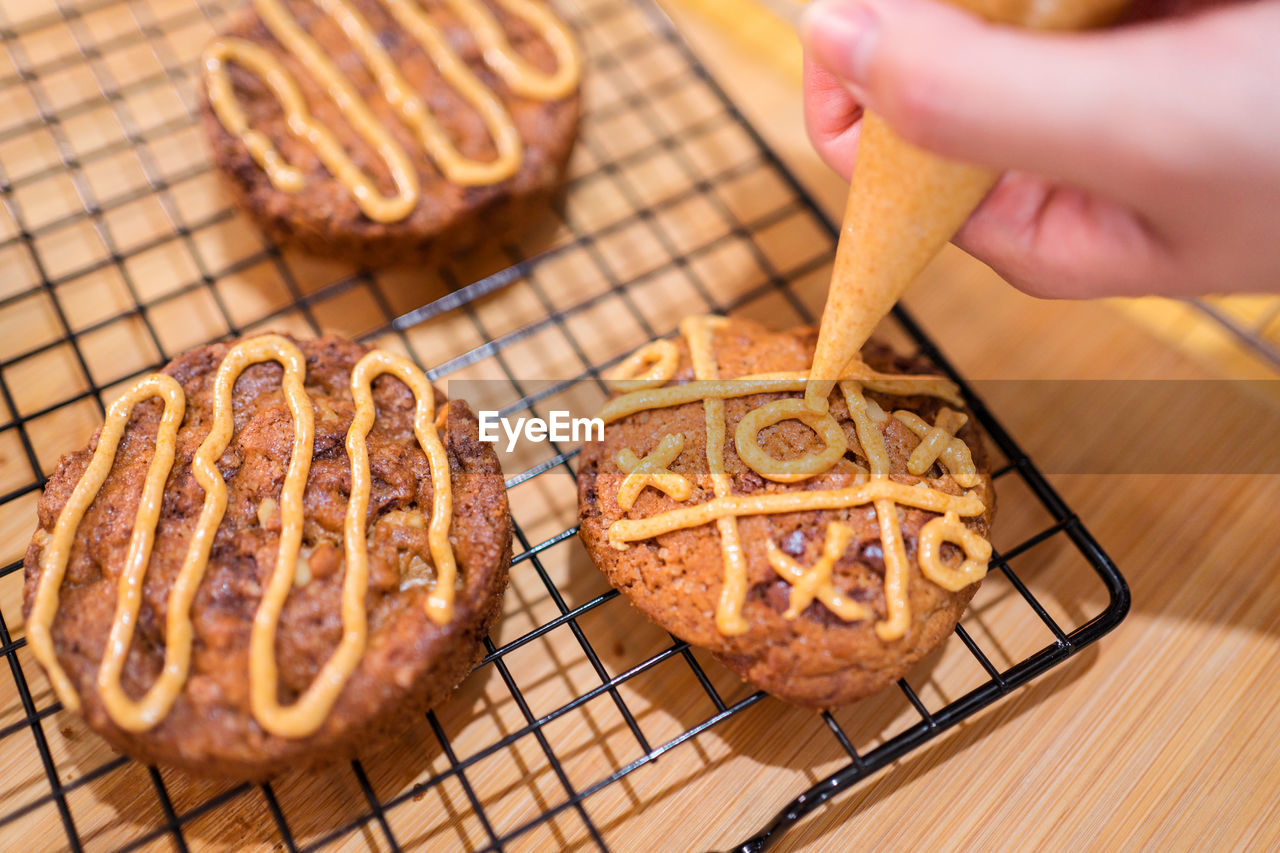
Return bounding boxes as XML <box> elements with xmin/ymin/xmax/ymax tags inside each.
<box><xmin>200</xmin><ymin>0</ymin><xmax>581</xmax><ymax>263</ymax></box>
<box><xmin>577</xmin><ymin>316</ymin><xmax>995</xmax><ymax>708</ymax></box>
<box><xmin>23</xmin><ymin>334</ymin><xmax>512</xmax><ymax>780</ymax></box>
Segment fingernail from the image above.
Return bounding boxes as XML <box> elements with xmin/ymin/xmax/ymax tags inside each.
<box><xmin>801</xmin><ymin>0</ymin><xmax>881</xmax><ymax>86</ymax></box>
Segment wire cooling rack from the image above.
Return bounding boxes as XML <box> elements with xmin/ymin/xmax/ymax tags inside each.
<box><xmin>0</xmin><ymin>0</ymin><xmax>1129</xmax><ymax>849</ymax></box>
<box><xmin>1190</xmin><ymin>297</ymin><xmax>1280</xmax><ymax>372</ymax></box>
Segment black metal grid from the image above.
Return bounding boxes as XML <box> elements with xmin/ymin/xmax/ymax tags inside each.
<box><xmin>0</xmin><ymin>0</ymin><xmax>1130</xmax><ymax>850</ymax></box>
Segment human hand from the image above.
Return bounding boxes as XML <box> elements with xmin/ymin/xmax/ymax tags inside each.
<box><xmin>801</xmin><ymin>0</ymin><xmax>1280</xmax><ymax>298</ymax></box>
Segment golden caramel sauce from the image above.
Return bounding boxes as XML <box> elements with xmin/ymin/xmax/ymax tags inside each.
<box><xmin>894</xmin><ymin>408</ymin><xmax>980</xmax><ymax>488</ymax></box>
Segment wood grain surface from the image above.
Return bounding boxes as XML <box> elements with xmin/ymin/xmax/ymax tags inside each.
<box><xmin>0</xmin><ymin>0</ymin><xmax>1276</xmax><ymax>850</ymax></box>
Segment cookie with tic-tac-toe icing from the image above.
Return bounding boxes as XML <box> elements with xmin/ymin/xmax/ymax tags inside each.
<box><xmin>577</xmin><ymin>316</ymin><xmax>996</xmax><ymax>708</ymax></box>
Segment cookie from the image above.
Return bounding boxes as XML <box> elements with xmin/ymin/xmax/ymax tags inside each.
<box><xmin>24</xmin><ymin>335</ymin><xmax>511</xmax><ymax>779</ymax></box>
<box><xmin>577</xmin><ymin>317</ymin><xmax>996</xmax><ymax>708</ymax></box>
<box><xmin>200</xmin><ymin>0</ymin><xmax>581</xmax><ymax>263</ymax></box>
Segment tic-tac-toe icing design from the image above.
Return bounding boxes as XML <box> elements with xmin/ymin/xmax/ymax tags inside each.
<box><xmin>601</xmin><ymin>317</ymin><xmax>991</xmax><ymax>641</ymax></box>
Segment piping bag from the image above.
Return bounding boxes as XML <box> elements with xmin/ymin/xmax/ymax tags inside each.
<box><xmin>803</xmin><ymin>0</ymin><xmax>1129</xmax><ymax>411</ymax></box>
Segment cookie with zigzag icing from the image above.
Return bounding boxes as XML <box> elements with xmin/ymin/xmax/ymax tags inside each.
<box><xmin>24</xmin><ymin>335</ymin><xmax>511</xmax><ymax>779</ymax></box>
<box><xmin>200</xmin><ymin>0</ymin><xmax>581</xmax><ymax>263</ymax></box>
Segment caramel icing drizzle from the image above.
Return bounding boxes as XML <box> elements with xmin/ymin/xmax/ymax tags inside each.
<box><xmin>734</xmin><ymin>399</ymin><xmax>846</xmax><ymax>484</ymax></box>
<box><xmin>602</xmin><ymin>318</ymin><xmax>990</xmax><ymax>641</ymax></box>
<box><xmin>766</xmin><ymin>522</ymin><xmax>871</xmax><ymax>622</ymax></box>
<box><xmin>350</xmin><ymin>350</ymin><xmax>458</xmax><ymax>625</ymax></box>
<box><xmin>600</xmin><ymin>368</ymin><xmax>963</xmax><ymax>423</ymax></box>
<box><xmin>202</xmin><ymin>0</ymin><xmax>579</xmax><ymax>222</ymax></box>
<box><xmin>28</xmin><ymin>374</ymin><xmax>187</xmax><ymax>727</ymax></box>
<box><xmin>615</xmin><ymin>433</ymin><xmax>692</xmax><ymax>510</ymax></box>
<box><xmin>606</xmin><ymin>478</ymin><xmax>982</xmax><ymax>546</ymax></box>
<box><xmin>682</xmin><ymin>316</ymin><xmax>751</xmax><ymax>636</ymax></box>
<box><xmin>605</xmin><ymin>340</ymin><xmax>680</xmax><ymax>393</ymax></box>
<box><xmin>840</xmin><ymin>380</ymin><xmax>916</xmax><ymax>640</ymax></box>
<box><xmin>894</xmin><ymin>409</ymin><xmax>979</xmax><ymax>488</ymax></box>
<box><xmin>28</xmin><ymin>336</ymin><xmax>459</xmax><ymax>738</ymax></box>
<box><xmin>918</xmin><ymin>511</ymin><xmax>991</xmax><ymax>591</ymax></box>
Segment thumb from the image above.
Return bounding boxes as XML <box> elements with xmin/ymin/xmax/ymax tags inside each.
<box><xmin>800</xmin><ymin>0</ymin><xmax>1206</xmax><ymax>205</ymax></box>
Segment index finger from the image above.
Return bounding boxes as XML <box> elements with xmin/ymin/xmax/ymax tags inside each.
<box><xmin>804</xmin><ymin>54</ymin><xmax>864</xmax><ymax>180</ymax></box>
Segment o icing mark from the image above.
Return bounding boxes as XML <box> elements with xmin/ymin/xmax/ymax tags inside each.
<box><xmin>918</xmin><ymin>511</ymin><xmax>991</xmax><ymax>591</ymax></box>
<box><xmin>605</xmin><ymin>339</ymin><xmax>679</xmax><ymax>393</ymax></box>
<box><xmin>734</xmin><ymin>398</ymin><xmax>847</xmax><ymax>483</ymax></box>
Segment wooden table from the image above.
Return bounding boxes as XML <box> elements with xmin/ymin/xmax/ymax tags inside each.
<box><xmin>0</xmin><ymin>0</ymin><xmax>1276</xmax><ymax>849</ymax></box>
